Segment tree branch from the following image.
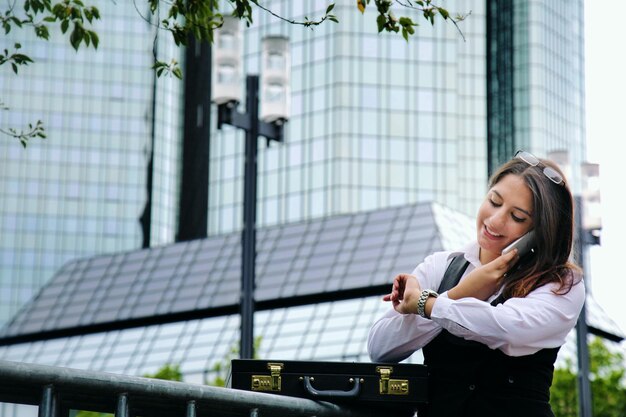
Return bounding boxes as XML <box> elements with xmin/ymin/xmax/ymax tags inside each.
<box><xmin>249</xmin><ymin>1</ymin><xmax>338</xmax><ymax>28</ymax></box>
<box><xmin>0</xmin><ymin>119</ymin><xmax>46</xmax><ymax>148</ymax></box>
<box><xmin>394</xmin><ymin>0</ymin><xmax>470</xmax><ymax>42</ymax></box>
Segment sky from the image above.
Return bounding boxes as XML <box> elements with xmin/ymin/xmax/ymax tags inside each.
<box><xmin>583</xmin><ymin>0</ymin><xmax>626</xmax><ymax>340</ymax></box>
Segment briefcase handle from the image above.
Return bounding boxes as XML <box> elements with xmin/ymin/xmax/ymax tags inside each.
<box><xmin>302</xmin><ymin>375</ymin><xmax>362</xmax><ymax>399</ymax></box>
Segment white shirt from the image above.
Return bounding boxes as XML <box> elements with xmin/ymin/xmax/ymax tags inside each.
<box><xmin>367</xmin><ymin>241</ymin><xmax>585</xmax><ymax>362</ymax></box>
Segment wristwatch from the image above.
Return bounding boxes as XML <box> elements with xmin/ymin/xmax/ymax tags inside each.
<box><xmin>416</xmin><ymin>289</ymin><xmax>439</xmax><ymax>317</ymax></box>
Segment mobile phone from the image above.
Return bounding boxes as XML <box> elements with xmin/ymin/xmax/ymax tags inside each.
<box><xmin>502</xmin><ymin>230</ymin><xmax>536</xmax><ymax>257</ymax></box>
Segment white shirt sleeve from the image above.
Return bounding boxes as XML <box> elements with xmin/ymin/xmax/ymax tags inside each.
<box><xmin>367</xmin><ymin>242</ymin><xmax>586</xmax><ymax>360</ymax></box>
<box><xmin>367</xmin><ymin>251</ymin><xmax>451</xmax><ymax>363</ymax></box>
<box><xmin>431</xmin><ymin>275</ymin><xmax>586</xmax><ymax>356</ymax></box>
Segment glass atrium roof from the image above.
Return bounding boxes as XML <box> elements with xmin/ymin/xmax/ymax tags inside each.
<box><xmin>1</xmin><ymin>202</ymin><xmax>473</xmax><ymax>342</ymax></box>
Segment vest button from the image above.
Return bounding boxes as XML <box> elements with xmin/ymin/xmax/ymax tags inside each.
<box><xmin>469</xmin><ymin>384</ymin><xmax>476</xmax><ymax>391</ymax></box>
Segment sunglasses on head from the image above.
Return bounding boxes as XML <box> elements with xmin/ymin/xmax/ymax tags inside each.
<box><xmin>515</xmin><ymin>150</ymin><xmax>564</xmax><ymax>185</ymax></box>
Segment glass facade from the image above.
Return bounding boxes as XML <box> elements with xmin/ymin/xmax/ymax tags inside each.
<box><xmin>208</xmin><ymin>0</ymin><xmax>489</xmax><ymax>236</ymax></box>
<box><xmin>488</xmin><ymin>0</ymin><xmax>586</xmax><ymax>188</ymax></box>
<box><xmin>0</xmin><ymin>2</ymin><xmax>183</xmax><ymax>324</ymax></box>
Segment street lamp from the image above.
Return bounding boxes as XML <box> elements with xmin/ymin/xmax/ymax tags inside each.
<box><xmin>212</xmin><ymin>17</ymin><xmax>290</xmax><ymax>359</ymax></box>
<box><xmin>549</xmin><ymin>150</ymin><xmax>601</xmax><ymax>417</ymax></box>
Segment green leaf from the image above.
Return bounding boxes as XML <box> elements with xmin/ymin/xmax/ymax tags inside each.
<box><xmin>35</xmin><ymin>25</ymin><xmax>50</xmax><ymax>40</ymax></box>
<box><xmin>399</xmin><ymin>17</ymin><xmax>413</xmax><ymax>26</ymax></box>
<box><xmin>376</xmin><ymin>14</ymin><xmax>386</xmax><ymax>32</ymax></box>
<box><xmin>14</xmin><ymin>54</ymin><xmax>34</xmax><ymax>64</ymax></box>
<box><xmin>10</xmin><ymin>16</ymin><xmax>24</xmax><ymax>28</ymax></box>
<box><xmin>69</xmin><ymin>26</ymin><xmax>82</xmax><ymax>50</ymax></box>
<box><xmin>326</xmin><ymin>3</ymin><xmax>335</xmax><ymax>14</ymax></box>
<box><xmin>89</xmin><ymin>31</ymin><xmax>99</xmax><ymax>48</ymax></box>
<box><xmin>61</xmin><ymin>19</ymin><xmax>69</xmax><ymax>34</ymax></box>
<box><xmin>11</xmin><ymin>62</ymin><xmax>18</xmax><ymax>74</ymax></box>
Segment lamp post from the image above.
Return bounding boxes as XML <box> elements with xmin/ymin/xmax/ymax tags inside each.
<box><xmin>574</xmin><ymin>194</ymin><xmax>593</xmax><ymax>417</ymax></box>
<box><xmin>212</xmin><ymin>18</ymin><xmax>290</xmax><ymax>359</ymax></box>
<box><xmin>549</xmin><ymin>151</ymin><xmax>602</xmax><ymax>417</ymax></box>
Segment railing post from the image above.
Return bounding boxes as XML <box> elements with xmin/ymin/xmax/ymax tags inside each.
<box><xmin>39</xmin><ymin>385</ymin><xmax>58</xmax><ymax>417</ymax></box>
<box><xmin>116</xmin><ymin>393</ymin><xmax>129</xmax><ymax>417</ymax></box>
<box><xmin>186</xmin><ymin>400</ymin><xmax>196</xmax><ymax>417</ymax></box>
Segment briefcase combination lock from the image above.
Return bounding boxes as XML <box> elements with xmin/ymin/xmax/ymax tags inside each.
<box><xmin>251</xmin><ymin>362</ymin><xmax>283</xmax><ymax>392</ymax></box>
<box><xmin>376</xmin><ymin>366</ymin><xmax>409</xmax><ymax>395</ymax></box>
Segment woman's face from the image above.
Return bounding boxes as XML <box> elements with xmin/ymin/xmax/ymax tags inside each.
<box><xmin>476</xmin><ymin>174</ymin><xmax>534</xmax><ymax>264</ymax></box>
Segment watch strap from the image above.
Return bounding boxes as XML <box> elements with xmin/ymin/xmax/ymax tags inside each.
<box><xmin>417</xmin><ymin>289</ymin><xmax>438</xmax><ymax>317</ymax></box>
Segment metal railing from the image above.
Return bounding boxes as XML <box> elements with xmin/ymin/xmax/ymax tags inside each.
<box><xmin>0</xmin><ymin>360</ymin><xmax>382</xmax><ymax>417</ymax></box>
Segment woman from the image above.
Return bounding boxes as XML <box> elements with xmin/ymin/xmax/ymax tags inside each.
<box><xmin>367</xmin><ymin>151</ymin><xmax>585</xmax><ymax>417</ymax></box>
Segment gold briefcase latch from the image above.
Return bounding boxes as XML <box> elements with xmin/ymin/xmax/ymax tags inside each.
<box><xmin>376</xmin><ymin>366</ymin><xmax>409</xmax><ymax>396</ymax></box>
<box><xmin>251</xmin><ymin>362</ymin><xmax>284</xmax><ymax>392</ymax></box>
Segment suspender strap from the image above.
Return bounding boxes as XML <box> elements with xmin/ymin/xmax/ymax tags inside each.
<box><xmin>436</xmin><ymin>254</ymin><xmax>507</xmax><ymax>306</ymax></box>
<box><xmin>437</xmin><ymin>255</ymin><xmax>470</xmax><ymax>293</ymax></box>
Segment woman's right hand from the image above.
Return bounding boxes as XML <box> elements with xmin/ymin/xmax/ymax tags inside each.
<box><xmin>383</xmin><ymin>273</ymin><xmax>423</xmax><ymax>314</ymax></box>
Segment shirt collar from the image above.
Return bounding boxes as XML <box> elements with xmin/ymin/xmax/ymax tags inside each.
<box><xmin>446</xmin><ymin>241</ymin><xmax>482</xmax><ymax>267</ymax></box>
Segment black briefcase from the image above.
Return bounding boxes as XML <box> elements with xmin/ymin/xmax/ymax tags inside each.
<box><xmin>230</xmin><ymin>359</ymin><xmax>428</xmax><ymax>414</ymax></box>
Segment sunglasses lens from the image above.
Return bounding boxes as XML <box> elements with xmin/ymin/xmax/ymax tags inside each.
<box><xmin>543</xmin><ymin>167</ymin><xmax>563</xmax><ymax>185</ymax></box>
<box><xmin>516</xmin><ymin>151</ymin><xmax>540</xmax><ymax>166</ymax></box>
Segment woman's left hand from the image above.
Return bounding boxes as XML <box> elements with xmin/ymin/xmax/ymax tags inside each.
<box><xmin>448</xmin><ymin>249</ymin><xmax>519</xmax><ymax>301</ymax></box>
<box><xmin>382</xmin><ymin>274</ymin><xmax>423</xmax><ymax>314</ymax></box>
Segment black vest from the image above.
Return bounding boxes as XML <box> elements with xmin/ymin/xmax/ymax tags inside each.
<box><xmin>422</xmin><ymin>256</ymin><xmax>559</xmax><ymax>417</ymax></box>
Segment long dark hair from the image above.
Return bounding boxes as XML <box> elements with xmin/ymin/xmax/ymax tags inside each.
<box><xmin>489</xmin><ymin>158</ymin><xmax>581</xmax><ymax>298</ymax></box>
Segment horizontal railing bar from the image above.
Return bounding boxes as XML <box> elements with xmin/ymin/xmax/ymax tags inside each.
<box><xmin>0</xmin><ymin>360</ymin><xmax>383</xmax><ymax>417</ymax></box>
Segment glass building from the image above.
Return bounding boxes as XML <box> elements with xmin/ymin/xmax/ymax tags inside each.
<box><xmin>0</xmin><ymin>2</ymin><xmax>184</xmax><ymax>325</ymax></box>
<box><xmin>209</xmin><ymin>0</ymin><xmax>489</xmax><ymax>237</ymax></box>
<box><xmin>0</xmin><ymin>0</ymin><xmax>588</xmax><ymax>328</ymax></box>
<box><xmin>487</xmin><ymin>0</ymin><xmax>586</xmax><ymax>188</ymax></box>
<box><xmin>2</xmin><ymin>3</ymin><xmax>621</xmax><ymax>416</ymax></box>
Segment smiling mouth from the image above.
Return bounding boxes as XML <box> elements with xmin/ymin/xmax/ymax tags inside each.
<box><xmin>483</xmin><ymin>225</ymin><xmax>503</xmax><ymax>240</ymax></box>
